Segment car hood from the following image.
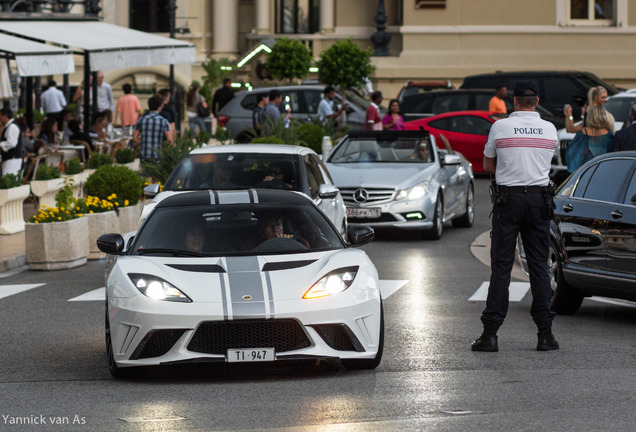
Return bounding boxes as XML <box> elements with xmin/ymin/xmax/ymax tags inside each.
<box><xmin>326</xmin><ymin>162</ymin><xmax>437</xmax><ymax>188</ymax></box>
<box><xmin>109</xmin><ymin>249</ymin><xmax>372</xmax><ymax>304</ymax></box>
<box><xmin>139</xmin><ymin>190</ymin><xmax>182</xmax><ymax>223</ymax></box>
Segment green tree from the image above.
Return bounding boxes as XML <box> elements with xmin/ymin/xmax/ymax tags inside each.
<box><xmin>265</xmin><ymin>38</ymin><xmax>313</xmax><ymax>84</ymax></box>
<box><xmin>317</xmin><ymin>39</ymin><xmax>375</xmax><ymax>123</ymax></box>
<box><xmin>200</xmin><ymin>57</ymin><xmax>231</xmax><ymax>101</ymax></box>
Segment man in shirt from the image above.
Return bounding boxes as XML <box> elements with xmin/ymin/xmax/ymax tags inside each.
<box><xmin>211</xmin><ymin>78</ymin><xmax>235</xmax><ymax>118</ymax></box>
<box><xmin>264</xmin><ymin>89</ymin><xmax>291</xmax><ymax>133</ymax></box>
<box><xmin>132</xmin><ymin>94</ymin><xmax>172</xmax><ymax>162</ymax></box>
<box><xmin>252</xmin><ymin>93</ymin><xmax>269</xmax><ymax>136</ymax></box>
<box><xmin>158</xmin><ymin>88</ymin><xmax>176</xmax><ymax>141</ymax></box>
<box><xmin>0</xmin><ymin>108</ymin><xmax>23</xmax><ymax>177</ymax></box>
<box><xmin>317</xmin><ymin>86</ymin><xmax>348</xmax><ymax>125</ymax></box>
<box><xmin>472</xmin><ymin>80</ymin><xmax>559</xmax><ymax>353</ymax></box>
<box><xmin>488</xmin><ymin>85</ymin><xmax>507</xmax><ymax>114</ymax></box>
<box><xmin>115</xmin><ymin>83</ymin><xmax>142</xmax><ymax>129</ymax></box>
<box><xmin>96</xmin><ymin>71</ymin><xmax>115</xmax><ymax>112</ymax></box>
<box><xmin>40</xmin><ymin>80</ymin><xmax>67</xmax><ymax>128</ymax></box>
<box><xmin>365</xmin><ymin>91</ymin><xmax>383</xmax><ymax>130</ymax></box>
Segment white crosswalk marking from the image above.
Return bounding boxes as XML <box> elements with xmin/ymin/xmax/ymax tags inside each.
<box><xmin>378</xmin><ymin>280</ymin><xmax>409</xmax><ymax>299</ymax></box>
<box><xmin>0</xmin><ymin>283</ymin><xmax>45</xmax><ymax>300</ymax></box>
<box><xmin>68</xmin><ymin>287</ymin><xmax>105</xmax><ymax>302</ymax></box>
<box><xmin>469</xmin><ymin>282</ymin><xmax>531</xmax><ymax>302</ymax></box>
<box><xmin>67</xmin><ymin>281</ymin><xmax>410</xmax><ymax>302</ymax></box>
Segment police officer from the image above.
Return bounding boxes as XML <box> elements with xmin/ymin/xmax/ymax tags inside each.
<box><xmin>472</xmin><ymin>80</ymin><xmax>560</xmax><ymax>352</ymax></box>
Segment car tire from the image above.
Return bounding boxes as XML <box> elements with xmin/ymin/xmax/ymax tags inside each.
<box><xmin>549</xmin><ymin>243</ymin><xmax>584</xmax><ymax>315</ymax></box>
<box><xmin>423</xmin><ymin>193</ymin><xmax>443</xmax><ymax>240</ymax></box>
<box><xmin>452</xmin><ymin>183</ymin><xmax>474</xmax><ymax>228</ymax></box>
<box><xmin>341</xmin><ymin>300</ymin><xmax>384</xmax><ymax>370</ymax></box>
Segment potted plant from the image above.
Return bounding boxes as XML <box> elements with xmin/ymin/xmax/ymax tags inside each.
<box><xmin>0</xmin><ymin>173</ymin><xmax>31</xmax><ymax>234</ymax></box>
<box><xmin>30</xmin><ymin>164</ymin><xmax>64</xmax><ymax>209</ymax></box>
<box><xmin>85</xmin><ymin>153</ymin><xmax>113</xmax><ymax>178</ymax></box>
<box><xmin>84</xmin><ymin>165</ymin><xmax>144</xmax><ymax>233</ymax></box>
<box><xmin>75</xmin><ymin>195</ymin><xmax>118</xmax><ymax>259</ymax></box>
<box><xmin>62</xmin><ymin>157</ymin><xmax>87</xmax><ymax>198</ymax></box>
<box><xmin>115</xmin><ymin>148</ymin><xmax>140</xmax><ymax>171</ymax></box>
<box><xmin>25</xmin><ymin>188</ymin><xmax>89</xmax><ymax>270</ymax></box>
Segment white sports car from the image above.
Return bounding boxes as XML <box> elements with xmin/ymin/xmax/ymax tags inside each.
<box><xmin>98</xmin><ymin>189</ymin><xmax>382</xmax><ymax>377</ymax></box>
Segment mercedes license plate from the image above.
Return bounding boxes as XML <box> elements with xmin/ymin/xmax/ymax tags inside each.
<box><xmin>227</xmin><ymin>348</ymin><xmax>275</xmax><ymax>362</ymax></box>
<box><xmin>347</xmin><ymin>207</ymin><xmax>381</xmax><ymax>218</ymax></box>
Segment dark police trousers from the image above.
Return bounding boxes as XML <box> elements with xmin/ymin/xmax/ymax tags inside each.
<box><xmin>481</xmin><ymin>190</ymin><xmax>555</xmax><ymax>334</ymax></box>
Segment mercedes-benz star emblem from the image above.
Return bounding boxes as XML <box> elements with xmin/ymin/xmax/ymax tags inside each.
<box><xmin>353</xmin><ymin>188</ymin><xmax>369</xmax><ymax>203</ymax></box>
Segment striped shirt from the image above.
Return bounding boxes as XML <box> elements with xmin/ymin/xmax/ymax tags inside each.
<box><xmin>484</xmin><ymin>111</ymin><xmax>557</xmax><ymax>186</ymax></box>
<box><xmin>135</xmin><ymin>111</ymin><xmax>170</xmax><ymax>160</ymax></box>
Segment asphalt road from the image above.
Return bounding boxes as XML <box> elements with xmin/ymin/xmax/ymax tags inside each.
<box><xmin>0</xmin><ymin>178</ymin><xmax>635</xmax><ymax>432</ymax></box>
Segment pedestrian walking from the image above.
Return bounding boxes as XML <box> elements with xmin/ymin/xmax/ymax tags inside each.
<box><xmin>185</xmin><ymin>82</ymin><xmax>208</xmax><ymax>137</ymax></box>
<box><xmin>211</xmin><ymin>78</ymin><xmax>234</xmax><ymax>119</ymax></box>
<box><xmin>365</xmin><ymin>91</ymin><xmax>383</xmax><ymax>130</ymax></box>
<box><xmin>96</xmin><ymin>71</ymin><xmax>115</xmax><ymax>112</ymax></box>
<box><xmin>317</xmin><ymin>86</ymin><xmax>348</xmax><ymax>125</ymax></box>
<box><xmin>472</xmin><ymin>80</ymin><xmax>560</xmax><ymax>353</ymax></box>
<box><xmin>132</xmin><ymin>94</ymin><xmax>172</xmax><ymax>162</ymax></box>
<box><xmin>488</xmin><ymin>84</ymin><xmax>507</xmax><ymax>114</ymax></box>
<box><xmin>115</xmin><ymin>83</ymin><xmax>142</xmax><ymax>131</ymax></box>
<box><xmin>565</xmin><ymin>105</ymin><xmax>614</xmax><ymax>172</ymax></box>
<box><xmin>252</xmin><ymin>93</ymin><xmax>269</xmax><ymax>136</ymax></box>
<box><xmin>264</xmin><ymin>89</ymin><xmax>290</xmax><ymax>132</ymax></box>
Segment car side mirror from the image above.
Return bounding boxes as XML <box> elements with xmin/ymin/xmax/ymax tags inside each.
<box><xmin>97</xmin><ymin>233</ymin><xmax>126</xmax><ymax>255</ymax></box>
<box><xmin>347</xmin><ymin>224</ymin><xmax>374</xmax><ymax>247</ymax></box>
<box><xmin>318</xmin><ymin>184</ymin><xmax>339</xmax><ymax>199</ymax></box>
<box><xmin>144</xmin><ymin>183</ymin><xmax>160</xmax><ymax>199</ymax></box>
<box><xmin>441</xmin><ymin>154</ymin><xmax>461</xmax><ymax>166</ymax></box>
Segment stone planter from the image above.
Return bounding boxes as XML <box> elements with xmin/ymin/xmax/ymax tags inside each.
<box><xmin>117</xmin><ymin>202</ymin><xmax>143</xmax><ymax>234</ymax></box>
<box><xmin>62</xmin><ymin>171</ymin><xmax>89</xmax><ymax>199</ymax></box>
<box><xmin>30</xmin><ymin>178</ymin><xmax>65</xmax><ymax>209</ymax></box>
<box><xmin>85</xmin><ymin>210</ymin><xmax>119</xmax><ymax>259</ymax></box>
<box><xmin>0</xmin><ymin>184</ymin><xmax>31</xmax><ymax>234</ymax></box>
<box><xmin>118</xmin><ymin>159</ymin><xmax>140</xmax><ymax>172</ymax></box>
<box><xmin>25</xmin><ymin>216</ymin><xmax>89</xmax><ymax>270</ymax></box>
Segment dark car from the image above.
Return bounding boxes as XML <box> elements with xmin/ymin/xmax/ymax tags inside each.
<box><xmin>400</xmin><ymin>89</ymin><xmax>563</xmax><ymax>130</ymax></box>
<box><xmin>460</xmin><ymin>71</ymin><xmax>619</xmax><ymax>118</ymax></box>
<box><xmin>217</xmin><ymin>85</ymin><xmax>370</xmax><ymax>140</ymax></box>
<box><xmin>396</xmin><ymin>80</ymin><xmax>454</xmax><ymax>102</ymax></box>
<box><xmin>523</xmin><ymin>152</ymin><xmax>636</xmax><ymax>314</ymax></box>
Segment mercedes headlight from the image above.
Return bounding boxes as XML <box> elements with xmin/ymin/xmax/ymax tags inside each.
<box><xmin>128</xmin><ymin>273</ymin><xmax>192</xmax><ymax>302</ymax></box>
<box><xmin>396</xmin><ymin>182</ymin><xmax>430</xmax><ymax>201</ymax></box>
<box><xmin>303</xmin><ymin>267</ymin><xmax>359</xmax><ymax>299</ymax></box>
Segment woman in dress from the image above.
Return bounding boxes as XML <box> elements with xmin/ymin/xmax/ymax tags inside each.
<box><xmin>564</xmin><ymin>86</ymin><xmax>608</xmax><ymax>133</ymax></box>
<box><xmin>382</xmin><ymin>99</ymin><xmax>405</xmax><ymax>130</ymax></box>
<box><xmin>566</xmin><ymin>104</ymin><xmax>615</xmax><ymax>173</ymax></box>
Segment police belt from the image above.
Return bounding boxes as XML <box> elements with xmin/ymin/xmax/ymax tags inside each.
<box><xmin>498</xmin><ymin>185</ymin><xmax>547</xmax><ymax>193</ymax></box>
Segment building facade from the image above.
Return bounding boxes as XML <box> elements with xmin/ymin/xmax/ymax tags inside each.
<box><xmin>49</xmin><ymin>0</ymin><xmax>636</xmax><ymax>100</ymax></box>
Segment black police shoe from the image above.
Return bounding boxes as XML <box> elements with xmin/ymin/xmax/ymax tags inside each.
<box><xmin>537</xmin><ymin>334</ymin><xmax>560</xmax><ymax>351</ymax></box>
<box><xmin>471</xmin><ymin>334</ymin><xmax>498</xmax><ymax>352</ymax></box>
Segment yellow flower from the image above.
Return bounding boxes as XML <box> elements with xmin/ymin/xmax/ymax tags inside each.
<box><xmin>124</xmin><ymin>200</ymin><xmax>129</xmax><ymax>206</ymax></box>
<box><xmin>35</xmin><ymin>221</ymin><xmax>39</xmax><ymax>224</ymax></box>
<box><xmin>57</xmin><ymin>217</ymin><xmax>62</xmax><ymax>220</ymax></box>
<box><xmin>89</xmin><ymin>210</ymin><xmax>94</xmax><ymax>214</ymax></box>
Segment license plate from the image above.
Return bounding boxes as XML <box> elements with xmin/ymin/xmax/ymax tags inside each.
<box><xmin>347</xmin><ymin>207</ymin><xmax>381</xmax><ymax>218</ymax></box>
<box><xmin>227</xmin><ymin>348</ymin><xmax>275</xmax><ymax>363</ymax></box>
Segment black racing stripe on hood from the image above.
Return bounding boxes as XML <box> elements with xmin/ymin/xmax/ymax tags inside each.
<box><xmin>262</xmin><ymin>260</ymin><xmax>317</xmax><ymax>272</ymax></box>
<box><xmin>166</xmin><ymin>264</ymin><xmax>226</xmax><ymax>273</ymax></box>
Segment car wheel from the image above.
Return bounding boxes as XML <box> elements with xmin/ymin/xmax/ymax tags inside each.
<box><xmin>549</xmin><ymin>243</ymin><xmax>584</xmax><ymax>315</ymax></box>
<box><xmin>452</xmin><ymin>183</ymin><xmax>474</xmax><ymax>228</ymax></box>
<box><xmin>341</xmin><ymin>301</ymin><xmax>384</xmax><ymax>370</ymax></box>
<box><xmin>423</xmin><ymin>193</ymin><xmax>443</xmax><ymax>240</ymax></box>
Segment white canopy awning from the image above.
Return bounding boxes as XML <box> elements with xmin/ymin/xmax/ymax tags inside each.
<box><xmin>0</xmin><ymin>21</ymin><xmax>196</xmax><ymax>72</ymax></box>
<box><xmin>0</xmin><ymin>32</ymin><xmax>75</xmax><ymax>76</ymax></box>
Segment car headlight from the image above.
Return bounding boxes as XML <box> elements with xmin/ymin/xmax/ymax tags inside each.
<box><xmin>396</xmin><ymin>182</ymin><xmax>430</xmax><ymax>201</ymax></box>
<box><xmin>303</xmin><ymin>266</ymin><xmax>359</xmax><ymax>299</ymax></box>
<box><xmin>128</xmin><ymin>273</ymin><xmax>192</xmax><ymax>302</ymax></box>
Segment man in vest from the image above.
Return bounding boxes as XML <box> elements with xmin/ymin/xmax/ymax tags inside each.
<box><xmin>0</xmin><ymin>108</ymin><xmax>23</xmax><ymax>177</ymax></box>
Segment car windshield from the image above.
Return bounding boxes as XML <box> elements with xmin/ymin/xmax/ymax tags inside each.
<box><xmin>605</xmin><ymin>97</ymin><xmax>635</xmax><ymax>123</ymax></box>
<box><xmin>328</xmin><ymin>137</ymin><xmax>434</xmax><ymax>164</ymax></box>
<box><xmin>164</xmin><ymin>153</ymin><xmax>300</xmax><ymax>192</ymax></box>
<box><xmin>133</xmin><ymin>203</ymin><xmax>344</xmax><ymax>257</ymax></box>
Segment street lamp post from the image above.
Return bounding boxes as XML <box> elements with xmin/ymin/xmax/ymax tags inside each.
<box><xmin>371</xmin><ymin>0</ymin><xmax>391</xmax><ymax>57</ymax></box>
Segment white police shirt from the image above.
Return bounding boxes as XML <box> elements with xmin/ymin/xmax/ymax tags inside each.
<box><xmin>483</xmin><ymin>111</ymin><xmax>557</xmax><ymax>186</ymax></box>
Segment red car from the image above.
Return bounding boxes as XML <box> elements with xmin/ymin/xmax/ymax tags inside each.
<box><xmin>404</xmin><ymin>111</ymin><xmax>505</xmax><ymax>173</ymax></box>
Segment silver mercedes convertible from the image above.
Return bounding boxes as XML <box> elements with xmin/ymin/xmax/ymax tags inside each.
<box><xmin>325</xmin><ymin>130</ymin><xmax>475</xmax><ymax>239</ymax></box>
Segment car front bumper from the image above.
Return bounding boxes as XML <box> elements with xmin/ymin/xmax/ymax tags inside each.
<box><xmin>345</xmin><ymin>195</ymin><xmax>436</xmax><ymax>230</ymax></box>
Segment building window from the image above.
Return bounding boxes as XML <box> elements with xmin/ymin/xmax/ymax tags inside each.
<box><xmin>276</xmin><ymin>0</ymin><xmax>319</xmax><ymax>34</ymax></box>
<box><xmin>130</xmin><ymin>0</ymin><xmax>170</xmax><ymax>33</ymax></box>
<box><xmin>415</xmin><ymin>0</ymin><xmax>446</xmax><ymax>9</ymax></box>
<box><xmin>569</xmin><ymin>0</ymin><xmax>614</xmax><ymax>23</ymax></box>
